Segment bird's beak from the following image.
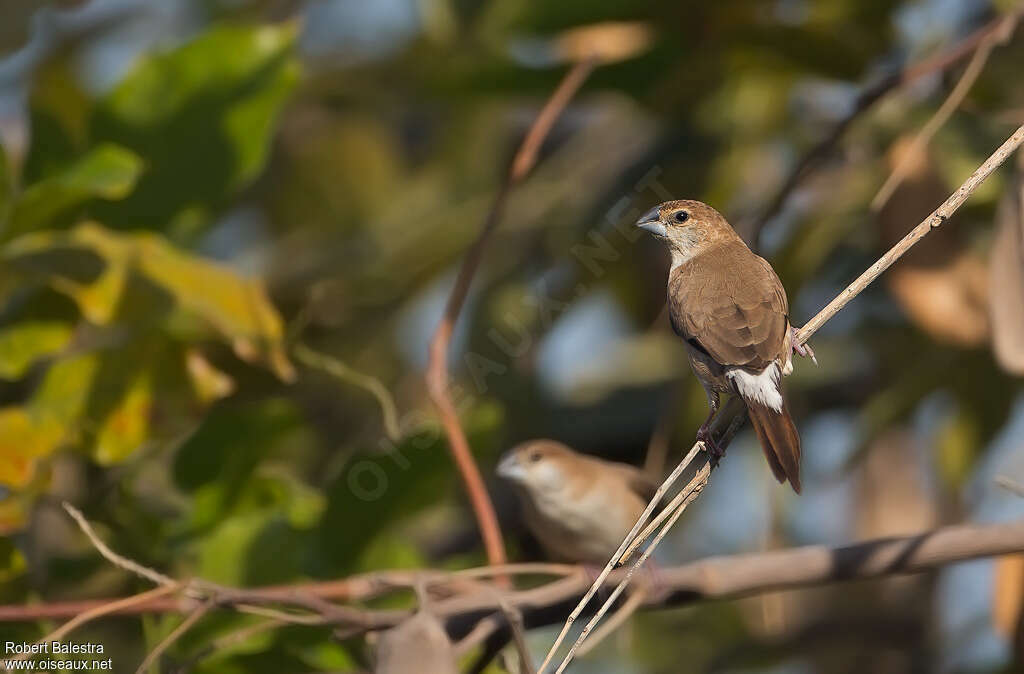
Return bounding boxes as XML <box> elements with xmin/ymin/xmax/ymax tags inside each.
<box><xmin>496</xmin><ymin>453</ymin><xmax>526</xmax><ymax>482</ymax></box>
<box><xmin>635</xmin><ymin>206</ymin><xmax>667</xmax><ymax>237</ymax></box>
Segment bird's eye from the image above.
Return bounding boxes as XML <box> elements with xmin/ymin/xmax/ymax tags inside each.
<box><xmin>674</xmin><ymin>211</ymin><xmax>689</xmax><ymax>223</ymax></box>
<box><xmin>528</xmin><ymin>452</ymin><xmax>542</xmax><ymax>463</ymax></box>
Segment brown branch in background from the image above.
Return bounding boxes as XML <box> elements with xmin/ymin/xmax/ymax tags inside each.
<box><xmin>748</xmin><ymin>6</ymin><xmax>1024</xmax><ymax>248</ymax></box>
<box><xmin>871</xmin><ymin>11</ymin><xmax>1020</xmax><ymax>211</ymax></box>
<box><xmin>8</xmin><ymin>518</ymin><xmax>1024</xmax><ymax>636</ymax></box>
<box><xmin>0</xmin><ymin>563</ymin><xmax>579</xmax><ymax>623</ymax></box>
<box><xmin>424</xmin><ymin>59</ymin><xmax>596</xmax><ymax>574</ymax></box>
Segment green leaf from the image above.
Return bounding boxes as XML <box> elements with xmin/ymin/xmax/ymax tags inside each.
<box><xmin>4</xmin><ymin>144</ymin><xmax>143</xmax><ymax>239</ymax></box>
<box><xmin>0</xmin><ymin>407</ymin><xmax>64</xmax><ymax>487</ymax></box>
<box><xmin>0</xmin><ymin>320</ymin><xmax>73</xmax><ymax>379</ymax></box>
<box><xmin>93</xmin><ymin>23</ymin><xmax>300</xmax><ymax>227</ymax></box>
<box><xmin>5</xmin><ymin>222</ymin><xmax>294</xmax><ymax>379</ymax></box>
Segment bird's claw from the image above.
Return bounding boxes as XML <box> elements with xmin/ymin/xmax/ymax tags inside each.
<box><xmin>697</xmin><ymin>424</ymin><xmax>724</xmax><ymax>467</ymax></box>
<box><xmin>789</xmin><ymin>327</ymin><xmax>818</xmax><ymax>366</ymax></box>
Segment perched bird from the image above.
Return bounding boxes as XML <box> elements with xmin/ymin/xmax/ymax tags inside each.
<box><xmin>636</xmin><ymin>200</ymin><xmax>811</xmax><ymax>492</ymax></box>
<box><xmin>496</xmin><ymin>440</ymin><xmax>655</xmax><ymax>564</ymax></box>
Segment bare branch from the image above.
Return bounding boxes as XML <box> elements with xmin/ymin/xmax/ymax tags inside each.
<box><xmin>796</xmin><ymin>123</ymin><xmax>1024</xmax><ymax>344</ymax></box>
<box><xmin>424</xmin><ymin>59</ymin><xmax>596</xmax><ymax>574</ymax></box>
<box><xmin>10</xmin><ymin>584</ymin><xmax>183</xmax><ymax>664</ymax></box>
<box><xmin>747</xmin><ymin>6</ymin><xmax>1024</xmax><ymax>248</ymax></box>
<box><xmin>871</xmin><ymin>11</ymin><xmax>1020</xmax><ymax>211</ymax></box>
<box><xmin>535</xmin><ymin>440</ymin><xmax>703</xmax><ymax>673</ymax></box>
<box><xmin>63</xmin><ymin>501</ymin><xmax>176</xmax><ymax>588</ymax></box>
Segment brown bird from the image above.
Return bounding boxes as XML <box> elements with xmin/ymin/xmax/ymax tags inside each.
<box><xmin>497</xmin><ymin>440</ymin><xmax>655</xmax><ymax>564</ymax></box>
<box><xmin>636</xmin><ymin>200</ymin><xmax>811</xmax><ymax>492</ymax></box>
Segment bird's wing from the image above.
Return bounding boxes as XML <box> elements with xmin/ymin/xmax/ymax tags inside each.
<box><xmin>668</xmin><ymin>241</ymin><xmax>789</xmax><ymax>371</ymax></box>
<box><xmin>605</xmin><ymin>463</ymin><xmax>659</xmax><ymax>503</ymax></box>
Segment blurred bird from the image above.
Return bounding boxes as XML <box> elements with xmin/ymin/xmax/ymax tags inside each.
<box><xmin>497</xmin><ymin>440</ymin><xmax>655</xmax><ymax>564</ymax></box>
<box><xmin>637</xmin><ymin>200</ymin><xmax>811</xmax><ymax>492</ymax></box>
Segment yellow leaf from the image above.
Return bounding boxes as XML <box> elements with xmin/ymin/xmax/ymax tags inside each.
<box><xmin>994</xmin><ymin>554</ymin><xmax>1024</xmax><ymax>639</ymax></box>
<box><xmin>5</xmin><ymin>222</ymin><xmax>295</xmax><ymax>380</ymax></box>
<box><xmin>185</xmin><ymin>348</ymin><xmax>235</xmax><ymax>403</ymax></box>
<box><xmin>93</xmin><ymin>370</ymin><xmax>152</xmax><ymax>465</ymax></box>
<box><xmin>0</xmin><ymin>321</ymin><xmax>73</xmax><ymax>379</ymax></box>
<box><xmin>0</xmin><ymin>408</ymin><xmax>64</xmax><ymax>487</ymax></box>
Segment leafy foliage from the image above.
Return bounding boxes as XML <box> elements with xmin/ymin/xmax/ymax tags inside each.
<box><xmin>0</xmin><ymin>1</ymin><xmax>1023</xmax><ymax>672</ymax></box>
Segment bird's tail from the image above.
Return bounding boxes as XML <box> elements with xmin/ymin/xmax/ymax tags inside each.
<box><xmin>745</xmin><ymin>396</ymin><xmax>802</xmax><ymax>494</ymax></box>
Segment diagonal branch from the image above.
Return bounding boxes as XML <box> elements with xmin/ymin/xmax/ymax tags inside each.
<box><xmin>747</xmin><ymin>6</ymin><xmax>1024</xmax><ymax>248</ymax></box>
<box><xmin>870</xmin><ymin>10</ymin><xmax>1021</xmax><ymax>211</ymax></box>
<box><xmin>424</xmin><ymin>59</ymin><xmax>596</xmax><ymax>572</ymax></box>
<box><xmin>796</xmin><ymin>123</ymin><xmax>1024</xmax><ymax>344</ymax></box>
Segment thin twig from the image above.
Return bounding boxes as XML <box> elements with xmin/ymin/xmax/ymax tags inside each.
<box><xmin>293</xmin><ymin>342</ymin><xmax>401</xmax><ymax>442</ymax></box>
<box><xmin>556</xmin><ymin>463</ymin><xmax>712</xmax><ymax>672</ymax></box>
<box><xmin>135</xmin><ymin>599</ymin><xmax>215</xmax><ymax>674</ymax></box>
<box><xmin>996</xmin><ymin>475</ymin><xmax>1024</xmax><ymax>497</ymax></box>
<box><xmin>495</xmin><ymin>593</ymin><xmax>536</xmax><ymax>674</ymax></box>
<box><xmin>63</xmin><ymin>501</ymin><xmax>175</xmax><ymax>587</ymax></box>
<box><xmin>796</xmin><ymin>123</ymin><xmax>1024</xmax><ymax>344</ymax></box>
<box><xmin>871</xmin><ymin>12</ymin><xmax>1019</xmax><ymax>211</ymax></box>
<box><xmin>11</xmin><ymin>584</ymin><xmax>183</xmax><ymax>663</ymax></box>
<box><xmin>535</xmin><ymin>441</ymin><xmax>702</xmax><ymax>673</ymax></box>
<box><xmin>424</xmin><ymin>59</ymin><xmax>596</xmax><ymax>573</ymax></box>
<box><xmin>0</xmin><ymin>564</ymin><xmax>580</xmax><ymax>622</ymax></box>
<box><xmin>573</xmin><ymin>586</ymin><xmax>647</xmax><ymax>658</ymax></box>
<box><xmin>747</xmin><ymin>6</ymin><xmax>1024</xmax><ymax>248</ymax></box>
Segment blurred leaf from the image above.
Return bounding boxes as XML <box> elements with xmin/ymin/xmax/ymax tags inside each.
<box><xmin>936</xmin><ymin>407</ymin><xmax>979</xmax><ymax>489</ymax></box>
<box><xmin>5</xmin><ymin>222</ymin><xmax>294</xmax><ymax>379</ymax></box>
<box><xmin>0</xmin><ymin>320</ymin><xmax>73</xmax><ymax>379</ymax></box>
<box><xmin>994</xmin><ymin>554</ymin><xmax>1024</xmax><ymax>640</ymax></box>
<box><xmin>291</xmin><ymin>641</ymin><xmax>355</xmax><ymax>671</ymax></box>
<box><xmin>93</xmin><ymin>369</ymin><xmax>152</xmax><ymax>465</ymax></box>
<box><xmin>990</xmin><ymin>158</ymin><xmax>1024</xmax><ymax>375</ymax></box>
<box><xmin>93</xmin><ymin>23</ymin><xmax>300</xmax><ymax>228</ymax></box>
<box><xmin>195</xmin><ymin>509</ymin><xmax>273</xmax><ymax>584</ymax></box>
<box><xmin>0</xmin><ymin>407</ymin><xmax>64</xmax><ymax>487</ymax></box>
<box><xmin>29</xmin><ymin>352</ymin><xmax>97</xmax><ymax>432</ymax></box>
<box><xmin>185</xmin><ymin>348</ymin><xmax>235</xmax><ymax>403</ymax></box>
<box><xmin>0</xmin><ymin>536</ymin><xmax>27</xmax><ymax>583</ymax></box>
<box><xmin>5</xmin><ymin>144</ymin><xmax>143</xmax><ymax>239</ymax></box>
<box><xmin>0</xmin><ymin>496</ymin><xmax>27</xmax><ymax>535</ymax></box>
<box><xmin>174</xmin><ymin>399</ymin><xmax>309</xmax><ymax>528</ymax></box>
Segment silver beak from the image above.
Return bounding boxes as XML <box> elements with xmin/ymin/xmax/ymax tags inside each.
<box><xmin>635</xmin><ymin>206</ymin><xmax>667</xmax><ymax>237</ymax></box>
<box><xmin>496</xmin><ymin>453</ymin><xmax>525</xmax><ymax>482</ymax></box>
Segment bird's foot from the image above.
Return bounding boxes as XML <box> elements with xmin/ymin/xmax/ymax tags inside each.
<box><xmin>697</xmin><ymin>424</ymin><xmax>724</xmax><ymax>467</ymax></box>
<box><xmin>789</xmin><ymin>326</ymin><xmax>817</xmax><ymax>366</ymax></box>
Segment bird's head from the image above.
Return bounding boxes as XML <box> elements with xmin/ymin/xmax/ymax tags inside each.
<box><xmin>496</xmin><ymin>440</ymin><xmax>574</xmax><ymax>494</ymax></box>
<box><xmin>635</xmin><ymin>199</ymin><xmax>735</xmax><ymax>266</ymax></box>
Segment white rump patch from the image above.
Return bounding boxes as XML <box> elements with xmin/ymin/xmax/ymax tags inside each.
<box><xmin>727</xmin><ymin>362</ymin><xmax>782</xmax><ymax>412</ymax></box>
